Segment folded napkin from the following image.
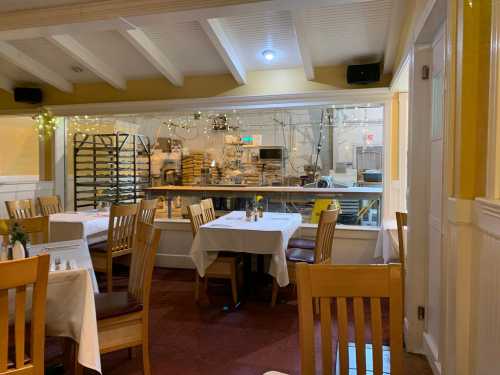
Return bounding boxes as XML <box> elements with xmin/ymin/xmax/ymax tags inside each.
<box><xmin>12</xmin><ymin>241</ymin><xmax>26</xmax><ymax>260</ymax></box>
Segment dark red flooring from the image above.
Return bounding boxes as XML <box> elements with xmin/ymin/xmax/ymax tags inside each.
<box><xmin>83</xmin><ymin>268</ymin><xmax>432</xmax><ymax>375</ymax></box>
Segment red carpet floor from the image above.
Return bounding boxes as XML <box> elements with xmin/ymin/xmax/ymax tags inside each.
<box><xmin>83</xmin><ymin>267</ymin><xmax>433</xmax><ymax>375</ymax></box>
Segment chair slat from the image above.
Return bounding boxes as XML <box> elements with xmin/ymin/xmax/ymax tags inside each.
<box><xmin>336</xmin><ymin>297</ymin><xmax>349</xmax><ymax>375</ymax></box>
<box><xmin>15</xmin><ymin>286</ymin><xmax>26</xmax><ymax>369</ymax></box>
<box><xmin>320</xmin><ymin>297</ymin><xmax>332</xmax><ymax>374</ymax></box>
<box><xmin>353</xmin><ymin>297</ymin><xmax>366</xmax><ymax>374</ymax></box>
<box><xmin>370</xmin><ymin>297</ymin><xmax>383</xmax><ymax>375</ymax></box>
<box><xmin>0</xmin><ymin>290</ymin><xmax>8</xmax><ymax>371</ymax></box>
<box><xmin>389</xmin><ymin>266</ymin><xmax>403</xmax><ymax>375</ymax></box>
<box><xmin>296</xmin><ymin>265</ymin><xmax>315</xmax><ymax>375</ymax></box>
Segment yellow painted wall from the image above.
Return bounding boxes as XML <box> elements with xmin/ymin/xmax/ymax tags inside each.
<box><xmin>454</xmin><ymin>0</ymin><xmax>491</xmax><ymax>198</ymax></box>
<box><xmin>0</xmin><ymin>116</ymin><xmax>39</xmax><ymax>176</ymax></box>
<box><xmin>0</xmin><ymin>65</ymin><xmax>392</xmax><ymax>112</ymax></box>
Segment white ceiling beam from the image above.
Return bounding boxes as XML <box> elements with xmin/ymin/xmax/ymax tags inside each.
<box><xmin>50</xmin><ymin>34</ymin><xmax>127</xmax><ymax>90</ymax></box>
<box><xmin>291</xmin><ymin>11</ymin><xmax>314</xmax><ymax>81</ymax></box>
<box><xmin>0</xmin><ymin>41</ymin><xmax>73</xmax><ymax>92</ymax></box>
<box><xmin>0</xmin><ymin>74</ymin><xmax>13</xmax><ymax>94</ymax></box>
<box><xmin>120</xmin><ymin>27</ymin><xmax>184</xmax><ymax>87</ymax></box>
<box><xmin>200</xmin><ymin>18</ymin><xmax>247</xmax><ymax>85</ymax></box>
<box><xmin>383</xmin><ymin>0</ymin><xmax>407</xmax><ymax>74</ymax></box>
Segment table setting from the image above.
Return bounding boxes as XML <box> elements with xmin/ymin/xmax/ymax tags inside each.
<box><xmin>191</xmin><ymin>210</ymin><xmax>302</xmax><ymax>287</ymax></box>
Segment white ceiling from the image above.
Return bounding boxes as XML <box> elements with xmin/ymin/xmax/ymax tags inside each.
<box><xmin>222</xmin><ymin>10</ymin><xmax>302</xmax><ymax>71</ymax></box>
<box><xmin>0</xmin><ymin>0</ymin><xmax>404</xmax><ymax>93</ymax></box>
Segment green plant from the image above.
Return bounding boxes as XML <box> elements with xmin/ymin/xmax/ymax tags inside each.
<box><xmin>10</xmin><ymin>223</ymin><xmax>28</xmax><ymax>247</ymax></box>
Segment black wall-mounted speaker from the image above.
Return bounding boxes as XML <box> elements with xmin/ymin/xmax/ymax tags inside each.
<box><xmin>14</xmin><ymin>87</ymin><xmax>43</xmax><ymax>104</ymax></box>
<box><xmin>346</xmin><ymin>63</ymin><xmax>381</xmax><ymax>84</ymax></box>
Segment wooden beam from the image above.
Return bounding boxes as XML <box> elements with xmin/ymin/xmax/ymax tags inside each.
<box><xmin>0</xmin><ymin>41</ymin><xmax>73</xmax><ymax>92</ymax></box>
<box><xmin>50</xmin><ymin>34</ymin><xmax>127</xmax><ymax>90</ymax></box>
<box><xmin>291</xmin><ymin>10</ymin><xmax>314</xmax><ymax>81</ymax></box>
<box><xmin>0</xmin><ymin>74</ymin><xmax>13</xmax><ymax>94</ymax></box>
<box><xmin>120</xmin><ymin>28</ymin><xmax>184</xmax><ymax>87</ymax></box>
<box><xmin>200</xmin><ymin>18</ymin><xmax>247</xmax><ymax>85</ymax></box>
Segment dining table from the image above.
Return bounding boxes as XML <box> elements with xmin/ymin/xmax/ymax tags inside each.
<box><xmin>26</xmin><ymin>239</ymin><xmax>101</xmax><ymax>373</ymax></box>
<box><xmin>49</xmin><ymin>210</ymin><xmax>109</xmax><ymax>245</ymax></box>
<box><xmin>190</xmin><ymin>210</ymin><xmax>302</xmax><ymax>287</ymax></box>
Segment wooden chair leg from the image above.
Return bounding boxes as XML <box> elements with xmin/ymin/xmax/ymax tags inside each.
<box><xmin>142</xmin><ymin>339</ymin><xmax>151</xmax><ymax>375</ymax></box>
<box><xmin>106</xmin><ymin>258</ymin><xmax>113</xmax><ymax>293</ymax></box>
<box><xmin>203</xmin><ymin>276</ymin><xmax>208</xmax><ymax>292</ymax></box>
<box><xmin>194</xmin><ymin>271</ymin><xmax>200</xmax><ymax>302</ymax></box>
<box><xmin>271</xmin><ymin>278</ymin><xmax>279</xmax><ymax>307</ymax></box>
<box><xmin>230</xmin><ymin>263</ymin><xmax>238</xmax><ymax>305</ymax></box>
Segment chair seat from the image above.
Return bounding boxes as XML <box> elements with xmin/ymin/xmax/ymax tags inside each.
<box><xmin>287</xmin><ymin>238</ymin><xmax>315</xmax><ymax>250</ymax></box>
<box><xmin>94</xmin><ymin>292</ymin><xmax>143</xmax><ymax>320</ymax></box>
<box><xmin>89</xmin><ymin>240</ymin><xmax>107</xmax><ymax>252</ymax></box>
<box><xmin>286</xmin><ymin>248</ymin><xmax>315</xmax><ymax>263</ymax></box>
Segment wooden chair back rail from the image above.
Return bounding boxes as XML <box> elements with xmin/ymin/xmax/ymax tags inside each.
<box><xmin>296</xmin><ymin>264</ymin><xmax>403</xmax><ymax>375</ymax></box>
<box><xmin>5</xmin><ymin>200</ymin><xmax>35</xmax><ymax>220</ymax></box>
<box><xmin>0</xmin><ymin>254</ymin><xmax>49</xmax><ymax>375</ymax></box>
<box><xmin>0</xmin><ymin>217</ymin><xmax>49</xmax><ymax>246</ymax></box>
<box><xmin>187</xmin><ymin>204</ymin><xmax>205</xmax><ymax>236</ymax></box>
<box><xmin>138</xmin><ymin>199</ymin><xmax>157</xmax><ymax>225</ymax></box>
<box><xmin>128</xmin><ymin>223</ymin><xmax>161</xmax><ymax>307</ymax></box>
<box><xmin>38</xmin><ymin>196</ymin><xmax>63</xmax><ymax>216</ymax></box>
<box><xmin>108</xmin><ymin>204</ymin><xmax>138</xmax><ymax>253</ymax></box>
<box><xmin>314</xmin><ymin>209</ymin><xmax>339</xmax><ymax>264</ymax></box>
<box><xmin>200</xmin><ymin>199</ymin><xmax>216</xmax><ymax>223</ymax></box>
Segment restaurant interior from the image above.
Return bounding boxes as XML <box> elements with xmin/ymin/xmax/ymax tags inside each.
<box><xmin>0</xmin><ymin>0</ymin><xmax>498</xmax><ymax>375</ymax></box>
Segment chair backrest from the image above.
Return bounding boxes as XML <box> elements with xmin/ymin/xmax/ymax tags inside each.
<box><xmin>296</xmin><ymin>263</ymin><xmax>403</xmax><ymax>375</ymax></box>
<box><xmin>129</xmin><ymin>222</ymin><xmax>161</xmax><ymax>310</ymax></box>
<box><xmin>0</xmin><ymin>217</ymin><xmax>49</xmax><ymax>246</ymax></box>
<box><xmin>107</xmin><ymin>204</ymin><xmax>138</xmax><ymax>253</ymax></box>
<box><xmin>138</xmin><ymin>199</ymin><xmax>157</xmax><ymax>225</ymax></box>
<box><xmin>395</xmin><ymin>212</ymin><xmax>407</xmax><ymax>266</ymax></box>
<box><xmin>5</xmin><ymin>200</ymin><xmax>35</xmax><ymax>219</ymax></box>
<box><xmin>37</xmin><ymin>196</ymin><xmax>62</xmax><ymax>216</ymax></box>
<box><xmin>187</xmin><ymin>204</ymin><xmax>204</xmax><ymax>236</ymax></box>
<box><xmin>200</xmin><ymin>199</ymin><xmax>216</xmax><ymax>223</ymax></box>
<box><xmin>0</xmin><ymin>253</ymin><xmax>49</xmax><ymax>375</ymax></box>
<box><xmin>314</xmin><ymin>209</ymin><xmax>339</xmax><ymax>264</ymax></box>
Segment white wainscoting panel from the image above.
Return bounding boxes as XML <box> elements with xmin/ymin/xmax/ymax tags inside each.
<box><xmin>470</xmin><ymin>198</ymin><xmax>500</xmax><ymax>375</ymax></box>
<box><xmin>0</xmin><ymin>176</ymin><xmax>54</xmax><ymax>218</ymax></box>
<box><xmin>153</xmin><ymin>220</ymin><xmax>381</xmax><ymax>269</ymax></box>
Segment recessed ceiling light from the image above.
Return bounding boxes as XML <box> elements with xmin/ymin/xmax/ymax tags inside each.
<box><xmin>262</xmin><ymin>50</ymin><xmax>275</xmax><ymax>61</ymax></box>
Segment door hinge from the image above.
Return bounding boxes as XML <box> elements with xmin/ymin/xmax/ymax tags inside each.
<box><xmin>418</xmin><ymin>306</ymin><xmax>425</xmax><ymax>320</ymax></box>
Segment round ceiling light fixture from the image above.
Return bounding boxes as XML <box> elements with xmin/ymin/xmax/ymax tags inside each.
<box><xmin>262</xmin><ymin>49</ymin><xmax>275</xmax><ymax>61</ymax></box>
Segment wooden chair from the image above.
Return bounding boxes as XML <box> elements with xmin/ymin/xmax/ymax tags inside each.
<box><xmin>0</xmin><ymin>216</ymin><xmax>49</xmax><ymax>246</ymax></box>
<box><xmin>188</xmin><ymin>203</ymin><xmax>239</xmax><ymax>305</ymax></box>
<box><xmin>395</xmin><ymin>211</ymin><xmax>408</xmax><ymax>316</ymax></box>
<box><xmin>272</xmin><ymin>209</ymin><xmax>339</xmax><ymax>307</ymax></box>
<box><xmin>90</xmin><ymin>204</ymin><xmax>138</xmax><ymax>292</ymax></box>
<box><xmin>91</xmin><ymin>223</ymin><xmax>161</xmax><ymax>375</ymax></box>
<box><xmin>0</xmin><ymin>253</ymin><xmax>50</xmax><ymax>375</ymax></box>
<box><xmin>200</xmin><ymin>198</ymin><xmax>216</xmax><ymax>222</ymax></box>
<box><xmin>296</xmin><ymin>263</ymin><xmax>403</xmax><ymax>375</ymax></box>
<box><xmin>138</xmin><ymin>199</ymin><xmax>157</xmax><ymax>225</ymax></box>
<box><xmin>5</xmin><ymin>200</ymin><xmax>35</xmax><ymax>219</ymax></box>
<box><xmin>37</xmin><ymin>196</ymin><xmax>63</xmax><ymax>216</ymax></box>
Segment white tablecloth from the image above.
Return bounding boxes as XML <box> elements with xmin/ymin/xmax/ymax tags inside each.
<box><xmin>374</xmin><ymin>220</ymin><xmax>406</xmax><ymax>263</ymax></box>
<box><xmin>191</xmin><ymin>211</ymin><xmax>302</xmax><ymax>287</ymax></box>
<box><xmin>50</xmin><ymin>211</ymin><xmax>109</xmax><ymax>245</ymax></box>
<box><xmin>30</xmin><ymin>240</ymin><xmax>101</xmax><ymax>373</ymax></box>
